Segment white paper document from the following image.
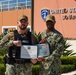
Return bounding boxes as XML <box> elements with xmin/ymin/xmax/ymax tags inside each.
<box><xmin>37</xmin><ymin>43</ymin><xmax>50</xmax><ymax>58</ymax></box>
<box><xmin>20</xmin><ymin>43</ymin><xmax>50</xmax><ymax>59</ymax></box>
<box><xmin>20</xmin><ymin>45</ymin><xmax>37</xmax><ymax>59</ymax></box>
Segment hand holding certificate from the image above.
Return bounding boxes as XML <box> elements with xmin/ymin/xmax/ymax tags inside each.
<box><xmin>20</xmin><ymin>43</ymin><xmax>50</xmax><ymax>59</ymax></box>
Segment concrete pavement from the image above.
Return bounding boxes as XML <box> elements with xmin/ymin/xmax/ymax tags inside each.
<box><xmin>61</xmin><ymin>70</ymin><xmax>76</xmax><ymax>75</ymax></box>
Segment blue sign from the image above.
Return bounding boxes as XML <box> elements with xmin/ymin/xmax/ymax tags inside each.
<box><xmin>41</xmin><ymin>9</ymin><xmax>50</xmax><ymax>21</ymax></box>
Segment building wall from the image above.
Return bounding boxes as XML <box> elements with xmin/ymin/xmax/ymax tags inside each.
<box><xmin>67</xmin><ymin>40</ymin><xmax>76</xmax><ymax>55</ymax></box>
<box><xmin>34</xmin><ymin>0</ymin><xmax>76</xmax><ymax>38</ymax></box>
<box><xmin>0</xmin><ymin>9</ymin><xmax>31</xmax><ymax>34</ymax></box>
<box><xmin>0</xmin><ymin>0</ymin><xmax>76</xmax><ymax>39</ymax></box>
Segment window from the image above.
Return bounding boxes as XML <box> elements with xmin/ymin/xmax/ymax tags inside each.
<box><xmin>2</xmin><ymin>26</ymin><xmax>17</xmax><ymax>34</ymax></box>
<box><xmin>2</xmin><ymin>25</ymin><xmax>31</xmax><ymax>34</ymax></box>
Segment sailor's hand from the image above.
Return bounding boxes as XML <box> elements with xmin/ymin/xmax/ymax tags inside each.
<box><xmin>12</xmin><ymin>41</ymin><xmax>22</xmax><ymax>46</ymax></box>
<box><xmin>39</xmin><ymin>39</ymin><xmax>47</xmax><ymax>43</ymax></box>
<box><xmin>31</xmin><ymin>59</ymin><xmax>37</xmax><ymax>64</ymax></box>
<box><xmin>37</xmin><ymin>57</ymin><xmax>45</xmax><ymax>62</ymax></box>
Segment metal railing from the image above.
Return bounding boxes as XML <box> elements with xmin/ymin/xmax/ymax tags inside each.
<box><xmin>0</xmin><ymin>0</ymin><xmax>31</xmax><ymax>12</ymax></box>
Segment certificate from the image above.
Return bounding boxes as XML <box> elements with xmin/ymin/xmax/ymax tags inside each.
<box><xmin>20</xmin><ymin>43</ymin><xmax>50</xmax><ymax>59</ymax></box>
<box><xmin>37</xmin><ymin>43</ymin><xmax>50</xmax><ymax>58</ymax></box>
<box><xmin>20</xmin><ymin>45</ymin><xmax>37</xmax><ymax>59</ymax></box>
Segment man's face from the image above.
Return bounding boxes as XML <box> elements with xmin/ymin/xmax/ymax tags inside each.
<box><xmin>46</xmin><ymin>20</ymin><xmax>55</xmax><ymax>31</ymax></box>
<box><xmin>17</xmin><ymin>19</ymin><xmax>28</xmax><ymax>30</ymax></box>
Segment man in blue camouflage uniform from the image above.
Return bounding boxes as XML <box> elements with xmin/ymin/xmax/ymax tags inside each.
<box><xmin>0</xmin><ymin>15</ymin><xmax>38</xmax><ymax>75</ymax></box>
<box><xmin>38</xmin><ymin>14</ymin><xmax>65</xmax><ymax>75</ymax></box>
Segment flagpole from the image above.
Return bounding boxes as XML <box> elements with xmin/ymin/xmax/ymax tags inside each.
<box><xmin>31</xmin><ymin>0</ymin><xmax>34</xmax><ymax>32</ymax></box>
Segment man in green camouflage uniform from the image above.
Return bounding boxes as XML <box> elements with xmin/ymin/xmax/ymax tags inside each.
<box><xmin>38</xmin><ymin>15</ymin><xmax>65</xmax><ymax>75</ymax></box>
<box><xmin>0</xmin><ymin>15</ymin><xmax>38</xmax><ymax>75</ymax></box>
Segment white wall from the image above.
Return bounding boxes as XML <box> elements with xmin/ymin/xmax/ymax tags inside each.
<box><xmin>66</xmin><ymin>40</ymin><xmax>76</xmax><ymax>55</ymax></box>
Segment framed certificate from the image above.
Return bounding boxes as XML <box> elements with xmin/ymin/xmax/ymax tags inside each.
<box><xmin>20</xmin><ymin>45</ymin><xmax>37</xmax><ymax>59</ymax></box>
<box><xmin>20</xmin><ymin>43</ymin><xmax>50</xmax><ymax>59</ymax></box>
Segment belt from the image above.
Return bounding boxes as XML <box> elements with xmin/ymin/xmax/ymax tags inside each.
<box><xmin>15</xmin><ymin>59</ymin><xmax>31</xmax><ymax>64</ymax></box>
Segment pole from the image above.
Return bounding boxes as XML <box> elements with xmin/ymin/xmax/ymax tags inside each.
<box><xmin>31</xmin><ymin>0</ymin><xmax>34</xmax><ymax>31</ymax></box>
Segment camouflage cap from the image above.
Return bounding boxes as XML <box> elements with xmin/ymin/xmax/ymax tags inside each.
<box><xmin>46</xmin><ymin>14</ymin><xmax>55</xmax><ymax>22</ymax></box>
<box><xmin>18</xmin><ymin>14</ymin><xmax>28</xmax><ymax>21</ymax></box>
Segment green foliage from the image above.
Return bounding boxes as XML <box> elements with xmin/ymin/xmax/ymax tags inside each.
<box><xmin>0</xmin><ymin>49</ymin><xmax>8</xmax><ymax>56</ymax></box>
<box><xmin>0</xmin><ymin>64</ymin><xmax>5</xmax><ymax>75</ymax></box>
<box><xmin>61</xmin><ymin>56</ymin><xmax>76</xmax><ymax>73</ymax></box>
<box><xmin>61</xmin><ymin>56</ymin><xmax>76</xmax><ymax>66</ymax></box>
<box><xmin>0</xmin><ymin>55</ymin><xmax>76</xmax><ymax>75</ymax></box>
<box><xmin>64</xmin><ymin>40</ymin><xmax>71</xmax><ymax>49</ymax></box>
<box><xmin>0</xmin><ymin>56</ymin><xmax>4</xmax><ymax>64</ymax></box>
<box><xmin>63</xmin><ymin>40</ymin><xmax>76</xmax><ymax>56</ymax></box>
<box><xmin>63</xmin><ymin>50</ymin><xmax>76</xmax><ymax>56</ymax></box>
<box><xmin>61</xmin><ymin>64</ymin><xmax>75</xmax><ymax>73</ymax></box>
<box><xmin>32</xmin><ymin>31</ymin><xmax>39</xmax><ymax>41</ymax></box>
